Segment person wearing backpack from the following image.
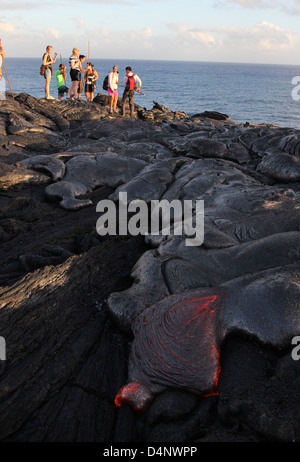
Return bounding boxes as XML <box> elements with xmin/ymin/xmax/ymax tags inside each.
<box><xmin>121</xmin><ymin>66</ymin><xmax>142</xmax><ymax>118</ymax></box>
<box><xmin>42</xmin><ymin>45</ymin><xmax>58</xmax><ymax>99</ymax></box>
<box><xmin>107</xmin><ymin>65</ymin><xmax>119</xmax><ymax>113</ymax></box>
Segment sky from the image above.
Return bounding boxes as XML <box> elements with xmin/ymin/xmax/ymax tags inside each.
<box><xmin>1</xmin><ymin>0</ymin><xmax>300</xmax><ymax>64</ymax></box>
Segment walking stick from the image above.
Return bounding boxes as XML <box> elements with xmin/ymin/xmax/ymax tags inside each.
<box><xmin>135</xmin><ymin>89</ymin><xmax>146</xmax><ymax>96</ymax></box>
<box><xmin>0</xmin><ymin>38</ymin><xmax>14</xmax><ymax>99</ymax></box>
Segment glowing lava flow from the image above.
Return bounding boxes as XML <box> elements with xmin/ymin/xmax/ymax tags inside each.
<box><xmin>115</xmin><ymin>292</ymin><xmax>222</xmax><ymax>412</ymax></box>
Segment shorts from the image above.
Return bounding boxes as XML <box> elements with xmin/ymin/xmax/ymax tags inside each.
<box><xmin>44</xmin><ymin>67</ymin><xmax>52</xmax><ymax>79</ymax></box>
<box><xmin>58</xmin><ymin>85</ymin><xmax>69</xmax><ymax>97</ymax></box>
<box><xmin>122</xmin><ymin>89</ymin><xmax>134</xmax><ymax>102</ymax></box>
<box><xmin>70</xmin><ymin>68</ymin><xmax>80</xmax><ymax>81</ymax></box>
<box><xmin>85</xmin><ymin>83</ymin><xmax>96</xmax><ymax>93</ymax></box>
<box><xmin>108</xmin><ymin>87</ymin><xmax>118</xmax><ymax>97</ymax></box>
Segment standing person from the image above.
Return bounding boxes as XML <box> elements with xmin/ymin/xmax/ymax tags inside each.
<box><xmin>0</xmin><ymin>43</ymin><xmax>5</xmax><ymax>80</ymax></box>
<box><xmin>108</xmin><ymin>65</ymin><xmax>119</xmax><ymax>113</ymax></box>
<box><xmin>55</xmin><ymin>64</ymin><xmax>69</xmax><ymax>100</ymax></box>
<box><xmin>68</xmin><ymin>48</ymin><xmax>81</xmax><ymax>100</ymax></box>
<box><xmin>84</xmin><ymin>62</ymin><xmax>98</xmax><ymax>102</ymax></box>
<box><xmin>42</xmin><ymin>45</ymin><xmax>57</xmax><ymax>99</ymax></box>
<box><xmin>77</xmin><ymin>54</ymin><xmax>86</xmax><ymax>100</ymax></box>
<box><xmin>121</xmin><ymin>66</ymin><xmax>142</xmax><ymax>118</ymax></box>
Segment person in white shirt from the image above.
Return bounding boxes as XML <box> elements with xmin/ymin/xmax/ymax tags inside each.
<box><xmin>68</xmin><ymin>48</ymin><xmax>81</xmax><ymax>100</ymax></box>
<box><xmin>121</xmin><ymin>66</ymin><xmax>142</xmax><ymax>117</ymax></box>
<box><xmin>108</xmin><ymin>65</ymin><xmax>119</xmax><ymax>113</ymax></box>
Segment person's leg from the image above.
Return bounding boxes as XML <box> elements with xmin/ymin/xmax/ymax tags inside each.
<box><xmin>68</xmin><ymin>81</ymin><xmax>75</xmax><ymax>98</ymax></box>
<box><xmin>112</xmin><ymin>90</ymin><xmax>118</xmax><ymax>111</ymax></box>
<box><xmin>57</xmin><ymin>87</ymin><xmax>64</xmax><ymax>100</ymax></box>
<box><xmin>68</xmin><ymin>70</ymin><xmax>79</xmax><ymax>99</ymax></box>
<box><xmin>45</xmin><ymin>77</ymin><xmax>51</xmax><ymax>97</ymax></box>
<box><xmin>109</xmin><ymin>95</ymin><xmax>113</xmax><ymax>111</ymax></box>
<box><xmin>44</xmin><ymin>74</ymin><xmax>51</xmax><ymax>98</ymax></box>
<box><xmin>73</xmin><ymin>81</ymin><xmax>79</xmax><ymax>98</ymax></box>
<box><xmin>69</xmin><ymin>80</ymin><xmax>78</xmax><ymax>98</ymax></box>
<box><xmin>122</xmin><ymin>89</ymin><xmax>128</xmax><ymax>115</ymax></box>
<box><xmin>78</xmin><ymin>80</ymin><xmax>83</xmax><ymax>100</ymax></box>
<box><xmin>129</xmin><ymin>91</ymin><xmax>135</xmax><ymax>117</ymax></box>
<box><xmin>68</xmin><ymin>71</ymin><xmax>73</xmax><ymax>98</ymax></box>
<box><xmin>113</xmin><ymin>95</ymin><xmax>118</xmax><ymax>112</ymax></box>
<box><xmin>78</xmin><ymin>81</ymin><xmax>83</xmax><ymax>100</ymax></box>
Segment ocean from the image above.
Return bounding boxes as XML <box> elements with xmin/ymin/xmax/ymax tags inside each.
<box><xmin>2</xmin><ymin>57</ymin><xmax>300</xmax><ymax>129</ymax></box>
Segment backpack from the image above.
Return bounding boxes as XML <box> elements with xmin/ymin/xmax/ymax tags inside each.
<box><xmin>126</xmin><ymin>73</ymin><xmax>136</xmax><ymax>91</ymax></box>
<box><xmin>102</xmin><ymin>75</ymin><xmax>108</xmax><ymax>91</ymax></box>
<box><xmin>41</xmin><ymin>53</ymin><xmax>52</xmax><ymax>76</ymax></box>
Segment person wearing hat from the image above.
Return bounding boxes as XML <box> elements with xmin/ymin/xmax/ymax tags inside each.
<box><xmin>84</xmin><ymin>62</ymin><xmax>98</xmax><ymax>102</ymax></box>
<box><xmin>108</xmin><ymin>65</ymin><xmax>119</xmax><ymax>113</ymax></box>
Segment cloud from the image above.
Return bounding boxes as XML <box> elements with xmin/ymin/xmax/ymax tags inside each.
<box><xmin>219</xmin><ymin>21</ymin><xmax>297</xmax><ymax>50</ymax></box>
<box><xmin>53</xmin><ymin>19</ymin><xmax>297</xmax><ymax>63</ymax></box>
<box><xmin>46</xmin><ymin>28</ymin><xmax>61</xmax><ymax>39</ymax></box>
<box><xmin>0</xmin><ymin>21</ymin><xmax>17</xmax><ymax>34</ymax></box>
<box><xmin>166</xmin><ymin>20</ymin><xmax>298</xmax><ymax>62</ymax></box>
<box><xmin>0</xmin><ymin>0</ymin><xmax>133</xmax><ymax>10</ymax></box>
<box><xmin>0</xmin><ymin>1</ymin><xmax>52</xmax><ymax>10</ymax></box>
<box><xmin>74</xmin><ymin>17</ymin><xmax>86</xmax><ymax>28</ymax></box>
<box><xmin>1</xmin><ymin>11</ymin><xmax>298</xmax><ymax>64</ymax></box>
<box><xmin>222</xmin><ymin>0</ymin><xmax>300</xmax><ymax>14</ymax></box>
<box><xmin>91</xmin><ymin>25</ymin><xmax>153</xmax><ymax>48</ymax></box>
<box><xmin>169</xmin><ymin>23</ymin><xmax>221</xmax><ymax>48</ymax></box>
<box><xmin>44</xmin><ymin>24</ymin><xmax>155</xmax><ymax>60</ymax></box>
<box><xmin>254</xmin><ymin>21</ymin><xmax>297</xmax><ymax>49</ymax></box>
<box><xmin>61</xmin><ymin>0</ymin><xmax>133</xmax><ymax>3</ymax></box>
<box><xmin>224</xmin><ymin>0</ymin><xmax>278</xmax><ymax>7</ymax></box>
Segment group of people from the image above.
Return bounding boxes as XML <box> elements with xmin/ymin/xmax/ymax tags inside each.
<box><xmin>42</xmin><ymin>45</ymin><xmax>142</xmax><ymax>117</ymax></box>
<box><xmin>42</xmin><ymin>46</ymin><xmax>98</xmax><ymax>102</ymax></box>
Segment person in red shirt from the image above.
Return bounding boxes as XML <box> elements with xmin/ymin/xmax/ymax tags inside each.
<box><xmin>121</xmin><ymin>66</ymin><xmax>142</xmax><ymax>118</ymax></box>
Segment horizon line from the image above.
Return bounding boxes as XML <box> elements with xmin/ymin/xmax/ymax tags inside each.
<box><xmin>3</xmin><ymin>57</ymin><xmax>300</xmax><ymax>67</ymax></box>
